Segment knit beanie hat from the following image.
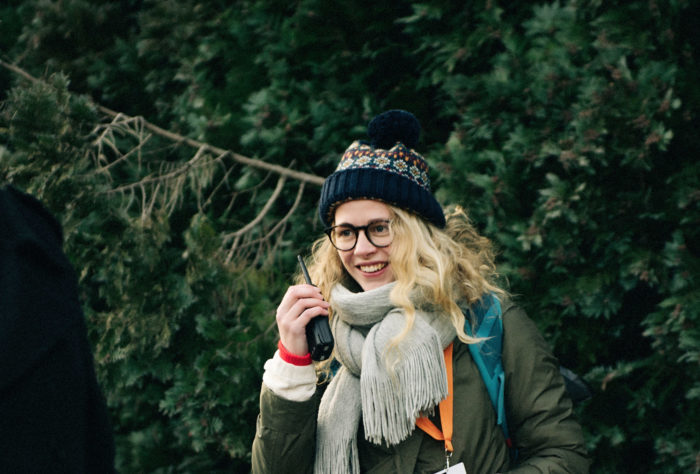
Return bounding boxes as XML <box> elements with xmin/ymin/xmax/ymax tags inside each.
<box><xmin>318</xmin><ymin>110</ymin><xmax>445</xmax><ymax>228</ymax></box>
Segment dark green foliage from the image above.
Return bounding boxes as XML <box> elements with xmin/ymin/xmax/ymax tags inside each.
<box><xmin>0</xmin><ymin>75</ymin><xmax>283</xmax><ymax>471</ymax></box>
<box><xmin>1</xmin><ymin>0</ymin><xmax>698</xmax><ymax>472</ymax></box>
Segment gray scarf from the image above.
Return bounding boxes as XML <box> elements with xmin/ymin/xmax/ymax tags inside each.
<box><xmin>314</xmin><ymin>282</ymin><xmax>456</xmax><ymax>474</ymax></box>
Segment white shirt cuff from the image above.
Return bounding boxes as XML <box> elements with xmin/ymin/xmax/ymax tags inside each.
<box><xmin>262</xmin><ymin>350</ymin><xmax>317</xmax><ymax>402</ymax></box>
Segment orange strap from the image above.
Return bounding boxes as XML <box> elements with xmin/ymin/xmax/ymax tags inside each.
<box><xmin>415</xmin><ymin>342</ymin><xmax>454</xmax><ymax>452</ymax></box>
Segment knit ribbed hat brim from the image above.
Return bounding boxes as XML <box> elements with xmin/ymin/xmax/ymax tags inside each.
<box><xmin>319</xmin><ymin>167</ymin><xmax>445</xmax><ymax>228</ymax></box>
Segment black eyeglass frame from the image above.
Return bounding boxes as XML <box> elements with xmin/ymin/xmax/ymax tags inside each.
<box><xmin>324</xmin><ymin>219</ymin><xmax>393</xmax><ymax>251</ymax></box>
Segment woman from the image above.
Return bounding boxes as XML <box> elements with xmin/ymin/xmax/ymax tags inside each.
<box><xmin>252</xmin><ymin>110</ymin><xmax>589</xmax><ymax>473</ymax></box>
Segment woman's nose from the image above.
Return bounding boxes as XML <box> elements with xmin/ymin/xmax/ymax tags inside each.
<box><xmin>353</xmin><ymin>229</ymin><xmax>376</xmax><ymax>254</ymax></box>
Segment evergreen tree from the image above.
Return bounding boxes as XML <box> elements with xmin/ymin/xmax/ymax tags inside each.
<box><xmin>1</xmin><ymin>0</ymin><xmax>698</xmax><ymax>471</ymax></box>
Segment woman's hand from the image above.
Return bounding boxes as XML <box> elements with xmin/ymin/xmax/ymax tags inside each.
<box><xmin>276</xmin><ymin>284</ymin><xmax>330</xmax><ymax>356</ymax></box>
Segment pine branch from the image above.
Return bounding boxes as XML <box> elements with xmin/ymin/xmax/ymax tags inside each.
<box><xmin>1</xmin><ymin>58</ymin><xmax>323</xmax><ymax>263</ymax></box>
<box><xmin>0</xmin><ymin>59</ymin><xmax>325</xmax><ymax>186</ymax></box>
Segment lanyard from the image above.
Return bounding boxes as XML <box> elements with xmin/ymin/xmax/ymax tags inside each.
<box><xmin>416</xmin><ymin>342</ymin><xmax>454</xmax><ymax>467</ymax></box>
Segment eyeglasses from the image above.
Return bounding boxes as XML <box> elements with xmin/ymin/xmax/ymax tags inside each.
<box><xmin>324</xmin><ymin>219</ymin><xmax>393</xmax><ymax>251</ymax></box>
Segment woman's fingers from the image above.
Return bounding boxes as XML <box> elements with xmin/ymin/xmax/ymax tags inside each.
<box><xmin>276</xmin><ymin>285</ymin><xmax>330</xmax><ymax>356</ymax></box>
<box><xmin>276</xmin><ymin>284</ymin><xmax>324</xmax><ymax>316</ymax></box>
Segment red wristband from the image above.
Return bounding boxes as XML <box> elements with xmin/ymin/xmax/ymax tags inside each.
<box><xmin>278</xmin><ymin>340</ymin><xmax>313</xmax><ymax>366</ymax></box>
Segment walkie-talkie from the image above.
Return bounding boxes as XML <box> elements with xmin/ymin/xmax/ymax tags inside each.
<box><xmin>297</xmin><ymin>255</ymin><xmax>334</xmax><ymax>361</ymax></box>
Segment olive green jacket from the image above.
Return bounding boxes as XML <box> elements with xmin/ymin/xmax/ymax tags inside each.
<box><xmin>252</xmin><ymin>304</ymin><xmax>590</xmax><ymax>473</ymax></box>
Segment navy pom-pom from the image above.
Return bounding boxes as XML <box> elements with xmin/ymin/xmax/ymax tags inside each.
<box><xmin>368</xmin><ymin>110</ymin><xmax>421</xmax><ymax>149</ymax></box>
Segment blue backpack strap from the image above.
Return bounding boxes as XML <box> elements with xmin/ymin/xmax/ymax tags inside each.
<box><xmin>464</xmin><ymin>294</ymin><xmax>515</xmax><ymax>455</ymax></box>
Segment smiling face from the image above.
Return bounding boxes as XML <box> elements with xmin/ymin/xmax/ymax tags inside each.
<box><xmin>333</xmin><ymin>199</ymin><xmax>395</xmax><ymax>291</ymax></box>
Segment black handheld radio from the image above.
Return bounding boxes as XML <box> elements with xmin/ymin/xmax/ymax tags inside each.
<box><xmin>297</xmin><ymin>255</ymin><xmax>334</xmax><ymax>361</ymax></box>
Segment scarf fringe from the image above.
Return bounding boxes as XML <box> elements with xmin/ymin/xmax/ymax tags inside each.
<box><xmin>361</xmin><ymin>333</ymin><xmax>448</xmax><ymax>445</ymax></box>
<box><xmin>315</xmin><ymin>368</ymin><xmax>363</xmax><ymax>474</ymax></box>
<box><xmin>314</xmin><ymin>436</ymin><xmax>360</xmax><ymax>474</ymax></box>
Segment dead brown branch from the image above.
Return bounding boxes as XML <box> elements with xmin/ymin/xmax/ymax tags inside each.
<box><xmin>1</xmin><ymin>58</ymin><xmax>324</xmax><ymax>262</ymax></box>
<box><xmin>0</xmin><ymin>59</ymin><xmax>326</xmax><ymax>187</ymax></box>
<box><xmin>224</xmin><ymin>174</ymin><xmax>287</xmax><ymax>262</ymax></box>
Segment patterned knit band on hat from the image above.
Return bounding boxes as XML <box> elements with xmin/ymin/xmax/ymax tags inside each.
<box><xmin>318</xmin><ymin>110</ymin><xmax>445</xmax><ymax>228</ymax></box>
